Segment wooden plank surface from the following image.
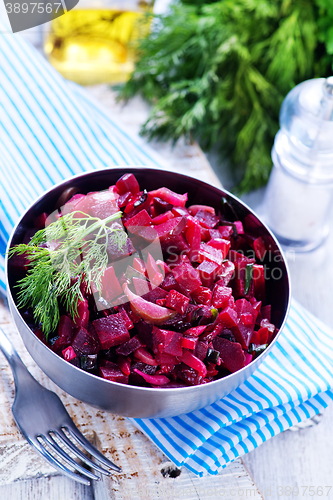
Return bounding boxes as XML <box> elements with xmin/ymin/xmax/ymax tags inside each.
<box><xmin>0</xmin><ymin>85</ymin><xmax>264</xmax><ymax>499</ymax></box>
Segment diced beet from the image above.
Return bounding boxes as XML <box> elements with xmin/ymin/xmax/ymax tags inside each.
<box><xmin>160</xmin><ymin>272</ymin><xmax>182</xmax><ymax>292</ymax></box>
<box><xmin>71</xmin><ymin>326</ymin><xmax>101</xmax><ymax>355</ymax></box>
<box><xmin>101</xmin><ymin>266</ymin><xmax>123</xmax><ymax>302</ymax></box>
<box><xmin>185</xmin><ymin>217</ymin><xmax>201</xmax><ymax>262</ymax></box>
<box><xmin>73</xmin><ymin>298</ymin><xmax>89</xmax><ymax>329</ymax></box>
<box><xmin>116</xmin><ymin>335</ymin><xmax>142</xmax><ymax>356</ymax></box>
<box><xmin>142</xmin><ymin>286</ymin><xmax>168</xmax><ymax>303</ymax></box>
<box><xmin>99</xmin><ymin>360</ymin><xmax>129</xmax><ymax>384</ymax></box>
<box><xmin>156</xmin><ymin>217</ymin><xmax>187</xmax><ymax>239</ymax></box>
<box><xmin>117</xmin><ymin>191</ymin><xmax>133</xmax><ymax>208</ymax></box>
<box><xmin>189</xmin><ymin>205</ymin><xmax>215</xmax><ymax>215</ymax></box>
<box><xmin>152</xmin><ymin>211</ymin><xmax>174</xmax><ymax>225</ymax></box>
<box><xmin>116</xmin><ymin>173</ymin><xmax>140</xmax><ymax>195</ymax></box>
<box><xmin>234</xmin><ymin>298</ymin><xmax>257</xmax><ymax>323</ymax></box>
<box><xmin>218</xmin><ymin>225</ymin><xmax>233</xmax><ymax>239</ymax></box>
<box><xmin>156</xmin><ymin>298</ymin><xmax>166</xmax><ymax>306</ymax></box>
<box><xmin>124</xmin><ymin>209</ymin><xmax>152</xmax><ymax>234</ymax></box>
<box><xmin>197</xmin><ymin>243</ymin><xmax>224</xmax><ymax>268</ymax></box>
<box><xmin>194</xmin><ymin>210</ymin><xmax>220</xmax><ymax>229</ymax></box>
<box><xmin>191</xmin><ymin>286</ymin><xmax>212</xmax><ymax>306</ymax></box>
<box><xmin>153</xmin><ymin>196</ymin><xmax>172</xmax><ymax>215</ymax></box>
<box><xmin>253</xmin><ymin>236</ymin><xmax>267</xmax><ymax>260</ymax></box>
<box><xmin>161</xmin><ymin>234</ymin><xmax>190</xmax><ymax>256</ymax></box>
<box><xmin>234</xmin><ymin>221</ymin><xmax>244</xmax><ymax>234</ymax></box>
<box><xmin>233</xmin><ymin>299</ymin><xmax>257</xmax><ymax>347</ymax></box>
<box><xmin>212</xmin><ymin>285</ymin><xmax>232</xmax><ymax>309</ymax></box>
<box><xmin>165</xmin><ymin>290</ymin><xmax>190</xmax><ymax>315</ymax></box>
<box><xmin>251</xmin><ymin>327</ymin><xmax>269</xmax><ymax>344</ymax></box>
<box><xmin>62</xmin><ymin>346</ymin><xmax>76</xmax><ymax>361</ymax></box>
<box><xmin>229</xmin><ymin>250</ymin><xmax>255</xmax><ymax>265</ymax></box>
<box><xmin>218</xmin><ymin>307</ymin><xmax>238</xmax><ymax>328</ymax></box>
<box><xmin>197</xmin><ymin>260</ymin><xmax>219</xmax><ymax>288</ymax></box>
<box><xmin>153</xmin><ymin>326</ymin><xmax>183</xmax><ymax>357</ymax></box>
<box><xmin>207</xmin><ymin>238</ymin><xmax>231</xmax><ymax>259</ymax></box>
<box><xmin>135</xmin><ymin>320</ymin><xmax>154</xmax><ymax>349</ymax></box>
<box><xmin>212</xmin><ymin>337</ymin><xmax>245</xmax><ymax>373</ymax></box>
<box><xmin>194</xmin><ymin>340</ymin><xmax>209</xmax><ymax>361</ymax></box>
<box><xmin>240</xmin><ymin>312</ymin><xmax>253</xmax><ymax>326</ymax></box>
<box><xmin>118</xmin><ymin>307</ymin><xmax>134</xmax><ymax>330</ymax></box>
<box><xmin>175</xmin><ymin>363</ymin><xmax>203</xmax><ymax>386</ymax></box>
<box><xmin>260</xmin><ymin>318</ymin><xmax>276</xmax><ymax>341</ymax></box>
<box><xmin>93</xmin><ymin>313</ymin><xmax>130</xmax><ymax>349</ymax></box>
<box><xmin>172</xmin><ymin>261</ymin><xmax>201</xmax><ymax>295</ymax></box>
<box><xmin>149</xmin><ymin>187</ymin><xmax>187</xmax><ymax>207</ymax></box>
<box><xmin>107</xmin><ymin>227</ymin><xmax>135</xmax><ymax>261</ymax></box>
<box><xmin>52</xmin><ymin>315</ymin><xmax>75</xmax><ymax>351</ymax></box>
<box><xmin>209</xmin><ymin>229</ymin><xmax>222</xmax><ymax>240</ymax></box>
<box><xmin>8</xmin><ymin>252</ymin><xmax>30</xmax><ymax>275</ymax></box>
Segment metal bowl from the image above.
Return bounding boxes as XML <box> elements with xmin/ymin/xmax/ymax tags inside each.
<box><xmin>6</xmin><ymin>167</ymin><xmax>290</xmax><ymax>418</ymax></box>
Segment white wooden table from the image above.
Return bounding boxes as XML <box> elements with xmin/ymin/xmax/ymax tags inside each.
<box><xmin>1</xmin><ymin>86</ymin><xmax>333</xmax><ymax>500</ymax></box>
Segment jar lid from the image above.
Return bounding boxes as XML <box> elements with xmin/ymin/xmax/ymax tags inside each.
<box><xmin>276</xmin><ymin>77</ymin><xmax>333</xmax><ymax>182</ymax></box>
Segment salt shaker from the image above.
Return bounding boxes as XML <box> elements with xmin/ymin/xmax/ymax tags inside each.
<box><xmin>262</xmin><ymin>77</ymin><xmax>333</xmax><ymax>252</ymax></box>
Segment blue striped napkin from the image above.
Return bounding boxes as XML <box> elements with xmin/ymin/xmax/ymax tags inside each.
<box><xmin>130</xmin><ymin>301</ymin><xmax>333</xmax><ymax>475</ymax></box>
<box><xmin>1</xmin><ymin>23</ymin><xmax>333</xmax><ymax>477</ymax></box>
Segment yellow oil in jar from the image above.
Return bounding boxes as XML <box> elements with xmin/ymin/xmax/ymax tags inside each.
<box><xmin>44</xmin><ymin>9</ymin><xmax>150</xmax><ymax>85</ymax></box>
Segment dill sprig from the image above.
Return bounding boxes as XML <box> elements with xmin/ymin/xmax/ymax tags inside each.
<box><xmin>119</xmin><ymin>0</ymin><xmax>333</xmax><ymax>193</ymax></box>
<box><xmin>9</xmin><ymin>211</ymin><xmax>127</xmax><ymax>336</ymax></box>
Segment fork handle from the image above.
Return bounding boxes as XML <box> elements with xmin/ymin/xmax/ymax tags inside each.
<box><xmin>0</xmin><ymin>328</ymin><xmax>35</xmax><ymax>390</ymax></box>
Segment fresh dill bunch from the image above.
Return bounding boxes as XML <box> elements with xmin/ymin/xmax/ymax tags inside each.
<box><xmin>119</xmin><ymin>0</ymin><xmax>333</xmax><ymax>193</ymax></box>
<box><xmin>9</xmin><ymin>211</ymin><xmax>127</xmax><ymax>336</ymax></box>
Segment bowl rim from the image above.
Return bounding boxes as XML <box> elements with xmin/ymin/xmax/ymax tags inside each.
<box><xmin>5</xmin><ymin>166</ymin><xmax>291</xmax><ymax>394</ymax></box>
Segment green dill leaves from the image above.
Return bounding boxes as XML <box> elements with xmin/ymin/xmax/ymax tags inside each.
<box><xmin>9</xmin><ymin>211</ymin><xmax>126</xmax><ymax>336</ymax></box>
<box><xmin>119</xmin><ymin>0</ymin><xmax>333</xmax><ymax>193</ymax></box>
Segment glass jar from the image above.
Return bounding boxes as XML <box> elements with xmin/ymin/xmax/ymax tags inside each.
<box><xmin>262</xmin><ymin>77</ymin><xmax>333</xmax><ymax>252</ymax></box>
<box><xmin>43</xmin><ymin>1</ymin><xmax>154</xmax><ymax>85</ymax></box>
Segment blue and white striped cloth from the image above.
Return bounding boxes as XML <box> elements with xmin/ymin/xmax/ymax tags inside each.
<box><xmin>1</xmin><ymin>23</ymin><xmax>333</xmax><ymax>477</ymax></box>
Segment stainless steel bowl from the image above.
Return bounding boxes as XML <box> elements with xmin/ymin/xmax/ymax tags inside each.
<box><xmin>6</xmin><ymin>167</ymin><xmax>290</xmax><ymax>418</ymax></box>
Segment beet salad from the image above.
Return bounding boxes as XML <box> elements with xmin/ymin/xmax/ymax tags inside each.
<box><xmin>9</xmin><ymin>173</ymin><xmax>277</xmax><ymax>388</ymax></box>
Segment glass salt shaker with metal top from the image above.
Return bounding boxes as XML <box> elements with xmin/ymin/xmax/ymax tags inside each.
<box><xmin>262</xmin><ymin>77</ymin><xmax>333</xmax><ymax>252</ymax></box>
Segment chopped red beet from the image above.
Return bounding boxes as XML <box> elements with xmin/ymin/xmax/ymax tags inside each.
<box><xmin>116</xmin><ymin>173</ymin><xmax>140</xmax><ymax>195</ymax></box>
<box><xmin>212</xmin><ymin>337</ymin><xmax>245</xmax><ymax>373</ymax></box>
<box><xmin>165</xmin><ymin>290</ymin><xmax>190</xmax><ymax>315</ymax></box>
<box><xmin>93</xmin><ymin>313</ymin><xmax>130</xmax><ymax>349</ymax></box>
<box><xmin>99</xmin><ymin>360</ymin><xmax>129</xmax><ymax>384</ymax></box>
<box><xmin>22</xmin><ymin>173</ymin><xmax>278</xmax><ymax>389</ymax></box>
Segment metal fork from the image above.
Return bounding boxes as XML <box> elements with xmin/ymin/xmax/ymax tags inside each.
<box><xmin>0</xmin><ymin>328</ymin><xmax>121</xmax><ymax>485</ymax></box>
